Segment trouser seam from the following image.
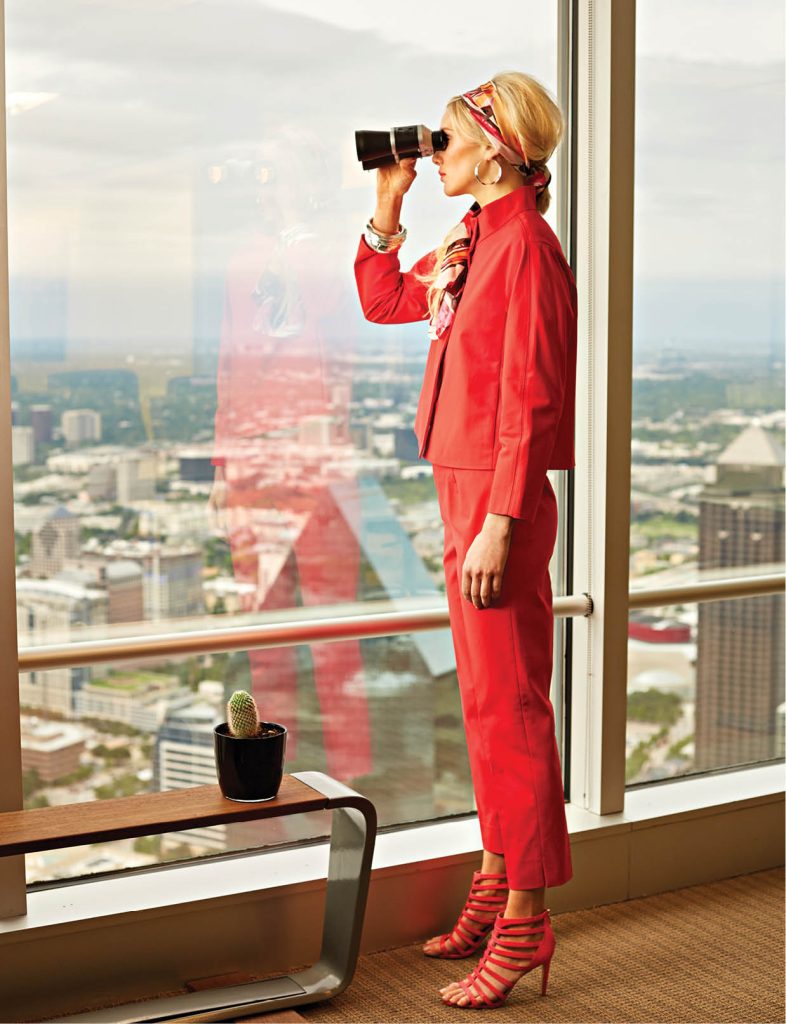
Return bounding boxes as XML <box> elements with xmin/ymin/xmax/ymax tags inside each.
<box><xmin>507</xmin><ymin>601</ymin><xmax>549</xmax><ymax>887</ymax></box>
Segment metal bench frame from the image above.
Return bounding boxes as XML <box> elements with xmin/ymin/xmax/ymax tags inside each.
<box><xmin>8</xmin><ymin>771</ymin><xmax>376</xmax><ymax>1023</ymax></box>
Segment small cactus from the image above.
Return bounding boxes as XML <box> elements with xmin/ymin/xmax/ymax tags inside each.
<box><xmin>227</xmin><ymin>690</ymin><xmax>261</xmax><ymax>738</ymax></box>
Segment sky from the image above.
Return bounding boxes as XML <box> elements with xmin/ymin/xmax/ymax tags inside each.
<box><xmin>255</xmin><ymin>0</ymin><xmax>784</xmax><ymax>64</ymax></box>
<box><xmin>3</xmin><ymin>0</ymin><xmax>784</xmax><ymax>356</ymax></box>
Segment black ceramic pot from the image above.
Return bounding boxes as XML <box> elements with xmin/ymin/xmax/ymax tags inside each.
<box><xmin>213</xmin><ymin>722</ymin><xmax>287</xmax><ymax>802</ymax></box>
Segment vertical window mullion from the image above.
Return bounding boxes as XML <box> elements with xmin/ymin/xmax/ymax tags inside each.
<box><xmin>570</xmin><ymin>0</ymin><xmax>637</xmax><ymax>815</ymax></box>
<box><xmin>0</xmin><ymin>0</ymin><xmax>29</xmax><ymax>918</ymax></box>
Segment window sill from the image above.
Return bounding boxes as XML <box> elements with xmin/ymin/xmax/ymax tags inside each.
<box><xmin>1</xmin><ymin>761</ymin><xmax>782</xmax><ymax>941</ymax></box>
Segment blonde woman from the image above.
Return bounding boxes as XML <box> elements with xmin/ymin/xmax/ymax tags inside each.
<box><xmin>354</xmin><ymin>72</ymin><xmax>576</xmax><ymax>1010</ymax></box>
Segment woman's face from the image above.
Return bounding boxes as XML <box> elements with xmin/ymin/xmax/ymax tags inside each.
<box><xmin>431</xmin><ymin>107</ymin><xmax>493</xmax><ymax>199</ymax></box>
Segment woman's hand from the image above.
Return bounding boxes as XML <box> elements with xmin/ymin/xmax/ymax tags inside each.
<box><xmin>371</xmin><ymin>158</ymin><xmax>418</xmax><ymax>235</ymax></box>
<box><xmin>461</xmin><ymin>514</ymin><xmax>514</xmax><ymax>609</ymax></box>
<box><xmin>375</xmin><ymin>156</ymin><xmax>418</xmax><ymax>203</ymax></box>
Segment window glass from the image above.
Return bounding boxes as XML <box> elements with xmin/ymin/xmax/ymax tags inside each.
<box><xmin>627</xmin><ymin>1</ymin><xmax>785</xmax><ymax>782</ymax></box>
<box><xmin>7</xmin><ymin>0</ymin><xmax>562</xmax><ymax>881</ymax></box>
<box><xmin>626</xmin><ymin>594</ymin><xmax>784</xmax><ymax>784</ymax></box>
<box><xmin>22</xmin><ymin>635</ymin><xmax>476</xmax><ymax>885</ymax></box>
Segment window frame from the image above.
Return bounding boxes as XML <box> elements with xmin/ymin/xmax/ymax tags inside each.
<box><xmin>1</xmin><ymin>0</ymin><xmax>783</xmax><ymax>944</ymax></box>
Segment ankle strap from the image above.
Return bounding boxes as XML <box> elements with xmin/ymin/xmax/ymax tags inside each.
<box><xmin>494</xmin><ymin>907</ymin><xmax>550</xmax><ymax>925</ymax></box>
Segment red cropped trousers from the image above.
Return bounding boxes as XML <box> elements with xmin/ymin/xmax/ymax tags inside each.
<box><xmin>433</xmin><ymin>463</ymin><xmax>573</xmax><ymax>890</ymax></box>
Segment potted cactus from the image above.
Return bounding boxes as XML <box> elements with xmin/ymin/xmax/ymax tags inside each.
<box><xmin>213</xmin><ymin>690</ymin><xmax>287</xmax><ymax>802</ymax></box>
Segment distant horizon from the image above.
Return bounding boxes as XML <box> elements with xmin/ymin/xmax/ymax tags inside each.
<box><xmin>8</xmin><ymin>272</ymin><xmax>784</xmax><ymax>357</ymax></box>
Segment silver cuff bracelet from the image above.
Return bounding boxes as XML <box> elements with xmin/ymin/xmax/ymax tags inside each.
<box><xmin>364</xmin><ymin>218</ymin><xmax>407</xmax><ymax>253</ymax></box>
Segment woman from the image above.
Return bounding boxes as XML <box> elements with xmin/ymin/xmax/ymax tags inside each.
<box><xmin>354</xmin><ymin>72</ymin><xmax>576</xmax><ymax>1009</ymax></box>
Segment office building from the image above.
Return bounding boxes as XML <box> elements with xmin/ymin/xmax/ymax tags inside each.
<box><xmin>11</xmin><ymin>425</ymin><xmax>35</xmax><ymax>466</ymax></box>
<box><xmin>30</xmin><ymin>404</ymin><xmax>53</xmax><ymax>445</ymax></box>
<box><xmin>695</xmin><ymin>425</ymin><xmax>785</xmax><ymax>769</ymax></box>
<box><xmin>29</xmin><ymin>507</ymin><xmax>81</xmax><ymax>578</ymax></box>
<box><xmin>61</xmin><ymin>409</ymin><xmax>102</xmax><ymax>446</ymax></box>
<box><xmin>17</xmin><ymin>576</ymin><xmax>108</xmax><ymax>717</ymax></box>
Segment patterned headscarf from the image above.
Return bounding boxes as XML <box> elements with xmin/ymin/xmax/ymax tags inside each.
<box><xmin>427</xmin><ymin>80</ymin><xmax>551</xmax><ymax>341</ymax></box>
<box><xmin>460</xmin><ymin>79</ymin><xmax>551</xmax><ymax>193</ymax></box>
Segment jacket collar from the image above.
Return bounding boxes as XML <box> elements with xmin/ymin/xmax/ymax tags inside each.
<box><xmin>465</xmin><ymin>184</ymin><xmax>538</xmax><ymax>238</ymax></box>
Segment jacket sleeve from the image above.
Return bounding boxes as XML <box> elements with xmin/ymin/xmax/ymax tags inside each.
<box><xmin>487</xmin><ymin>241</ymin><xmax>571</xmax><ymax>521</ymax></box>
<box><xmin>354</xmin><ymin>234</ymin><xmax>438</xmax><ymax>324</ymax></box>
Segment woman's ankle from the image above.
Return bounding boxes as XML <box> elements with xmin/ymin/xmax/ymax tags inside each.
<box><xmin>480</xmin><ymin>851</ymin><xmax>506</xmax><ymax>875</ymax></box>
<box><xmin>504</xmin><ymin>887</ymin><xmax>546</xmax><ymax>917</ymax></box>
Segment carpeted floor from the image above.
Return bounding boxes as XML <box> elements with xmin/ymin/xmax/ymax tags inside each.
<box><xmin>286</xmin><ymin>867</ymin><xmax>784</xmax><ymax>1023</ymax></box>
<box><xmin>32</xmin><ymin>867</ymin><xmax>783</xmax><ymax>1023</ymax></box>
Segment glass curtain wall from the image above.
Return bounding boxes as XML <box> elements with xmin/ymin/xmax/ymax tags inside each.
<box><xmin>626</xmin><ymin>0</ymin><xmax>785</xmax><ymax>784</ymax></box>
<box><xmin>6</xmin><ymin>0</ymin><xmax>564</xmax><ymax>883</ymax></box>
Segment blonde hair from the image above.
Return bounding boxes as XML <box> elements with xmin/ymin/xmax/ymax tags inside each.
<box><xmin>416</xmin><ymin>71</ymin><xmax>565</xmax><ymax>322</ymax></box>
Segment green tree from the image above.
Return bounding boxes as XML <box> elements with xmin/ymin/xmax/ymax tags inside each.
<box><xmin>627</xmin><ymin>688</ymin><xmax>682</xmax><ymax>727</ymax></box>
<box><xmin>15</xmin><ymin>531</ymin><xmax>31</xmax><ymax>564</ymax></box>
<box><xmin>93</xmin><ymin>744</ymin><xmax>132</xmax><ymax>763</ymax></box>
<box><xmin>22</xmin><ymin>768</ymin><xmax>43</xmax><ymax>800</ymax></box>
<box><xmin>95</xmin><ymin>774</ymin><xmax>148</xmax><ymax>799</ymax></box>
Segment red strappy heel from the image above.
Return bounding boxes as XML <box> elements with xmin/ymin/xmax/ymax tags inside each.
<box><xmin>422</xmin><ymin>870</ymin><xmax>509</xmax><ymax>959</ymax></box>
<box><xmin>440</xmin><ymin>906</ymin><xmax>555</xmax><ymax>1008</ymax></box>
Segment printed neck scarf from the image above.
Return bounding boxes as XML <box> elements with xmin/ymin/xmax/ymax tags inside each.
<box><xmin>428</xmin><ymin>212</ymin><xmax>479</xmax><ymax>341</ymax></box>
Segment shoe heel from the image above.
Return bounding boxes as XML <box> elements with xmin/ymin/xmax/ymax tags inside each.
<box><xmin>540</xmin><ymin>957</ymin><xmax>551</xmax><ymax>996</ymax></box>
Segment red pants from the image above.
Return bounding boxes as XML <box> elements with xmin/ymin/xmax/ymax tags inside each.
<box><xmin>433</xmin><ymin>465</ymin><xmax>573</xmax><ymax>890</ymax></box>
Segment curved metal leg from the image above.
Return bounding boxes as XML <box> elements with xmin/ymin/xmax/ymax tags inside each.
<box><xmin>55</xmin><ymin>773</ymin><xmax>376</xmax><ymax>1023</ymax></box>
<box><xmin>288</xmin><ymin>771</ymin><xmax>377</xmax><ymax>1001</ymax></box>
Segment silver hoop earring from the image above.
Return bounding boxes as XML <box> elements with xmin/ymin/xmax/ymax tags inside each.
<box><xmin>474</xmin><ymin>158</ymin><xmax>502</xmax><ymax>186</ymax></box>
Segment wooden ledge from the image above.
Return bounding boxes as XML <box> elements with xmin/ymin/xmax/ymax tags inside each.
<box><xmin>0</xmin><ymin>775</ymin><xmax>333</xmax><ymax>858</ymax></box>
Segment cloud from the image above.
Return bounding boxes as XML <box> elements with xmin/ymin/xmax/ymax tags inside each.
<box><xmin>4</xmin><ymin>0</ymin><xmax>783</xmax><ymax>349</ymax></box>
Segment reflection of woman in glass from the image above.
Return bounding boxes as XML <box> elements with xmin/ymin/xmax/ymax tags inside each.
<box><xmin>210</xmin><ymin>130</ymin><xmax>372</xmax><ymax>781</ymax></box>
<box><xmin>354</xmin><ymin>73</ymin><xmax>576</xmax><ymax>1009</ymax></box>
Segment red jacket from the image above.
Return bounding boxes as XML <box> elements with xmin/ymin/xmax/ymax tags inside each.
<box><xmin>354</xmin><ymin>184</ymin><xmax>577</xmax><ymax>521</ymax></box>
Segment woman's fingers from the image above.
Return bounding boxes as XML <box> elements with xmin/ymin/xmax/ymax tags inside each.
<box><xmin>376</xmin><ymin>157</ymin><xmax>417</xmax><ymax>199</ymax></box>
<box><xmin>462</xmin><ymin>569</ymin><xmax>500</xmax><ymax>609</ymax></box>
<box><xmin>462</xmin><ymin>527</ymin><xmax>509</xmax><ymax>608</ymax></box>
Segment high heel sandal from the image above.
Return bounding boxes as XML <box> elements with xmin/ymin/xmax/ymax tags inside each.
<box><xmin>422</xmin><ymin>870</ymin><xmax>509</xmax><ymax>959</ymax></box>
<box><xmin>440</xmin><ymin>906</ymin><xmax>555</xmax><ymax>1008</ymax></box>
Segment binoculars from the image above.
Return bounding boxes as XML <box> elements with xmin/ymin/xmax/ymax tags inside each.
<box><xmin>355</xmin><ymin>125</ymin><xmax>448</xmax><ymax>170</ymax></box>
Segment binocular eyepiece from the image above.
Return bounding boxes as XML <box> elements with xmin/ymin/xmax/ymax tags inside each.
<box><xmin>355</xmin><ymin>125</ymin><xmax>447</xmax><ymax>170</ymax></box>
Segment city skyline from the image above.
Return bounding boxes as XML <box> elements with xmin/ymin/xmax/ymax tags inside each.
<box><xmin>5</xmin><ymin>0</ymin><xmax>783</xmax><ymax>889</ymax></box>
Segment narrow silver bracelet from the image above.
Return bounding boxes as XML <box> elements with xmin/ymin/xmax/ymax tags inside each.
<box><xmin>364</xmin><ymin>217</ymin><xmax>407</xmax><ymax>253</ymax></box>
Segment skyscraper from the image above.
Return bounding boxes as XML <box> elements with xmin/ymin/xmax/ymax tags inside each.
<box><xmin>695</xmin><ymin>424</ymin><xmax>785</xmax><ymax>769</ymax></box>
<box><xmin>30</xmin><ymin>507</ymin><xmax>81</xmax><ymax>578</ymax></box>
<box><xmin>30</xmin><ymin>404</ymin><xmax>53</xmax><ymax>445</ymax></box>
